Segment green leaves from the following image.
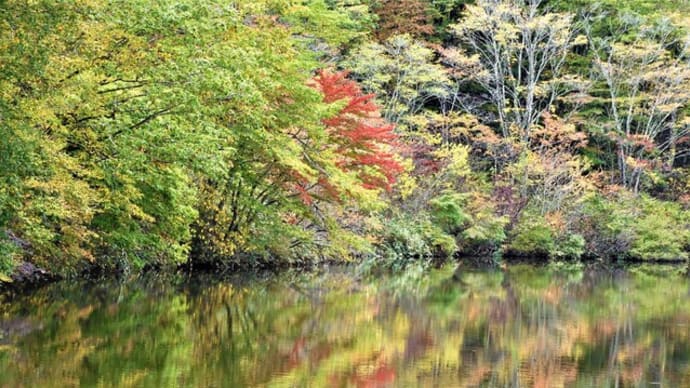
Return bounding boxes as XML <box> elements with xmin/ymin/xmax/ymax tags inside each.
<box><xmin>450</xmin><ymin>0</ymin><xmax>583</xmax><ymax>140</ymax></box>
<box><xmin>429</xmin><ymin>193</ymin><xmax>472</xmax><ymax>233</ymax></box>
<box><xmin>344</xmin><ymin>34</ymin><xmax>452</xmax><ymax>128</ymax></box>
<box><xmin>0</xmin><ymin>0</ymin><xmax>385</xmax><ymax>275</ymax></box>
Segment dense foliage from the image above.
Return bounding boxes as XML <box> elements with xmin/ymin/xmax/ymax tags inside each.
<box><xmin>2</xmin><ymin>0</ymin><xmax>690</xmax><ymax>278</ymax></box>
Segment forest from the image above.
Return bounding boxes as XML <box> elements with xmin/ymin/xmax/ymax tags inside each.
<box><xmin>2</xmin><ymin>0</ymin><xmax>690</xmax><ymax>281</ymax></box>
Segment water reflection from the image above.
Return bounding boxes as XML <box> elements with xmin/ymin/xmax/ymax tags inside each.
<box><xmin>0</xmin><ymin>264</ymin><xmax>689</xmax><ymax>387</ymax></box>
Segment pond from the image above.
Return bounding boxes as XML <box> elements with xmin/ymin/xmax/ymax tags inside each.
<box><xmin>0</xmin><ymin>263</ymin><xmax>689</xmax><ymax>387</ymax></box>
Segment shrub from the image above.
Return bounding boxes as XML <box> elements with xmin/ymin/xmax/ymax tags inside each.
<box><xmin>507</xmin><ymin>210</ymin><xmax>585</xmax><ymax>259</ymax></box>
<box><xmin>378</xmin><ymin>214</ymin><xmax>457</xmax><ymax>268</ymax></box>
<box><xmin>576</xmin><ymin>194</ymin><xmax>631</xmax><ymax>258</ymax></box>
<box><xmin>460</xmin><ymin>203</ymin><xmax>508</xmax><ymax>252</ymax></box>
<box><xmin>578</xmin><ymin>193</ymin><xmax>690</xmax><ymax>260</ymax></box>
<box><xmin>553</xmin><ymin>233</ymin><xmax>586</xmax><ymax>259</ymax></box>
<box><xmin>429</xmin><ymin>191</ymin><xmax>508</xmax><ymax>254</ymax></box>
<box><xmin>629</xmin><ymin>198</ymin><xmax>690</xmax><ymax>260</ymax></box>
<box><xmin>508</xmin><ymin>216</ymin><xmax>555</xmax><ymax>257</ymax></box>
<box><xmin>429</xmin><ymin>193</ymin><xmax>472</xmax><ymax>233</ymax></box>
<box><xmin>0</xmin><ymin>237</ymin><xmax>17</xmax><ymax>277</ymax></box>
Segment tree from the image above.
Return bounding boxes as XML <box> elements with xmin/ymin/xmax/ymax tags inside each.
<box><xmin>586</xmin><ymin>16</ymin><xmax>690</xmax><ymax>191</ymax></box>
<box><xmin>372</xmin><ymin>0</ymin><xmax>435</xmax><ymax>40</ymax></box>
<box><xmin>450</xmin><ymin>0</ymin><xmax>585</xmax><ymax>142</ymax></box>
<box><xmin>0</xmin><ymin>0</ymin><xmax>381</xmax><ymax>275</ymax></box>
<box><xmin>344</xmin><ymin>34</ymin><xmax>453</xmax><ymax>128</ymax></box>
<box><xmin>312</xmin><ymin>70</ymin><xmax>403</xmax><ymax>192</ymax></box>
<box><xmin>193</xmin><ymin>69</ymin><xmax>403</xmax><ymax>264</ymax></box>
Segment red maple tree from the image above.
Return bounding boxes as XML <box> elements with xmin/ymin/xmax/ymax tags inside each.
<box><xmin>312</xmin><ymin>70</ymin><xmax>403</xmax><ymax>192</ymax></box>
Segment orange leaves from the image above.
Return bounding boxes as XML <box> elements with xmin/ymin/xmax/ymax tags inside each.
<box><xmin>293</xmin><ymin>183</ymin><xmax>314</xmax><ymax>206</ymax></box>
<box><xmin>312</xmin><ymin>69</ymin><xmax>403</xmax><ymax>192</ymax></box>
<box><xmin>372</xmin><ymin>0</ymin><xmax>434</xmax><ymax>40</ymax></box>
<box><xmin>534</xmin><ymin>112</ymin><xmax>588</xmax><ymax>153</ymax></box>
<box><xmin>607</xmin><ymin>132</ymin><xmax>656</xmax><ymax>153</ymax></box>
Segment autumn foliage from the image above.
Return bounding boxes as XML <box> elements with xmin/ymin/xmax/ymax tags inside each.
<box><xmin>373</xmin><ymin>0</ymin><xmax>434</xmax><ymax>40</ymax></box>
<box><xmin>8</xmin><ymin>0</ymin><xmax>690</xmax><ymax>277</ymax></box>
<box><xmin>312</xmin><ymin>70</ymin><xmax>403</xmax><ymax>192</ymax></box>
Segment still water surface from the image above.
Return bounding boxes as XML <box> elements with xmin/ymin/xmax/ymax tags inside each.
<box><xmin>1</xmin><ymin>264</ymin><xmax>689</xmax><ymax>387</ymax></box>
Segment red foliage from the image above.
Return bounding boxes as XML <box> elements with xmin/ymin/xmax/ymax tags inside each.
<box><xmin>293</xmin><ymin>183</ymin><xmax>313</xmax><ymax>205</ymax></box>
<box><xmin>403</xmin><ymin>140</ymin><xmax>442</xmax><ymax>176</ymax></box>
<box><xmin>312</xmin><ymin>70</ymin><xmax>403</xmax><ymax>192</ymax></box>
<box><xmin>289</xmin><ymin>170</ymin><xmax>314</xmax><ymax>205</ymax></box>
<box><xmin>351</xmin><ymin>364</ymin><xmax>396</xmax><ymax>388</ymax></box>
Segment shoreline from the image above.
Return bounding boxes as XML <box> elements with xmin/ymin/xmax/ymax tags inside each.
<box><xmin>2</xmin><ymin>255</ymin><xmax>688</xmax><ymax>296</ymax></box>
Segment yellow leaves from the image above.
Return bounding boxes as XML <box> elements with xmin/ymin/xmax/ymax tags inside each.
<box><xmin>434</xmin><ymin>144</ymin><xmax>471</xmax><ymax>180</ymax></box>
<box><xmin>0</xmin><ymin>273</ymin><xmax>12</xmax><ymax>283</ymax></box>
<box><xmin>395</xmin><ymin>159</ymin><xmax>418</xmax><ymax>201</ymax></box>
<box><xmin>275</xmin><ymin>138</ymin><xmax>319</xmax><ymax>181</ymax></box>
<box><xmin>495</xmin><ymin>23</ymin><xmax>520</xmax><ymax>46</ymax></box>
<box><xmin>457</xmin><ymin>1</ymin><xmax>574</xmax><ymax>49</ymax></box>
<box><xmin>573</xmin><ymin>34</ymin><xmax>589</xmax><ymax>46</ymax></box>
<box><xmin>19</xmin><ymin>171</ymin><xmax>100</xmax><ymax>265</ymax></box>
<box><xmin>625</xmin><ymin>156</ymin><xmax>648</xmax><ymax>170</ymax></box>
<box><xmin>438</xmin><ymin>48</ymin><xmax>482</xmax><ymax>79</ymax></box>
<box><xmin>1</xmin><ymin>0</ymin><xmax>401</xmax><ymax>270</ymax></box>
<box><xmin>0</xmin><ymin>81</ymin><xmax>19</xmax><ymax>102</ymax></box>
<box><xmin>640</xmin><ymin>42</ymin><xmax>671</xmax><ymax>61</ymax></box>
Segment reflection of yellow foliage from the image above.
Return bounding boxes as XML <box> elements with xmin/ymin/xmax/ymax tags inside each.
<box><xmin>2</xmin><ymin>265</ymin><xmax>690</xmax><ymax>387</ymax></box>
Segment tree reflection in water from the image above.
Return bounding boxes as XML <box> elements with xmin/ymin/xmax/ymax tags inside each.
<box><xmin>0</xmin><ymin>264</ymin><xmax>689</xmax><ymax>387</ymax></box>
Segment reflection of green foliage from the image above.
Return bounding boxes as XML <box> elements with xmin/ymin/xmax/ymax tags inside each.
<box><xmin>628</xmin><ymin>264</ymin><xmax>687</xmax><ymax>277</ymax></box>
<box><xmin>546</xmin><ymin>261</ymin><xmax>585</xmax><ymax>283</ymax></box>
<box><xmin>507</xmin><ymin>264</ymin><xmax>553</xmax><ymax>290</ymax></box>
<box><xmin>1</xmin><ymin>265</ymin><xmax>690</xmax><ymax>387</ymax></box>
<box><xmin>456</xmin><ymin>270</ymin><xmax>505</xmax><ymax>294</ymax></box>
